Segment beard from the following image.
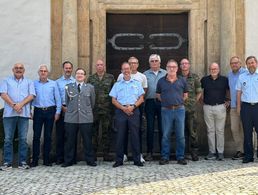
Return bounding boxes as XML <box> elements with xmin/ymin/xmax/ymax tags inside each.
<box><xmin>248</xmin><ymin>67</ymin><xmax>256</xmax><ymax>74</ymax></box>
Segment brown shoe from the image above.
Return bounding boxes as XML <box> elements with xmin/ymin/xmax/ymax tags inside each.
<box><xmin>191</xmin><ymin>151</ymin><xmax>199</xmax><ymax>161</ymax></box>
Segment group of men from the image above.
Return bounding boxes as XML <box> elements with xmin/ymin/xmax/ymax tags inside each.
<box><xmin>1</xmin><ymin>54</ymin><xmax>258</xmax><ymax>171</ymax></box>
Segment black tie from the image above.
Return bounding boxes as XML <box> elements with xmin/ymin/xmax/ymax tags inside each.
<box><xmin>78</xmin><ymin>83</ymin><xmax>81</xmax><ymax>93</ymax></box>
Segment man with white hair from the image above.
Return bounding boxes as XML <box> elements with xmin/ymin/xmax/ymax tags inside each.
<box><xmin>31</xmin><ymin>64</ymin><xmax>61</xmax><ymax>167</ymax></box>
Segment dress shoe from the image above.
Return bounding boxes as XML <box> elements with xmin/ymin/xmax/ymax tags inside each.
<box><xmin>177</xmin><ymin>159</ymin><xmax>187</xmax><ymax>165</ymax></box>
<box><xmin>191</xmin><ymin>151</ymin><xmax>199</xmax><ymax>161</ymax></box>
<box><xmin>61</xmin><ymin>163</ymin><xmax>72</xmax><ymax>168</ymax></box>
<box><xmin>159</xmin><ymin>158</ymin><xmax>169</xmax><ymax>165</ymax></box>
<box><xmin>242</xmin><ymin>158</ymin><xmax>254</xmax><ymax>163</ymax></box>
<box><xmin>113</xmin><ymin>162</ymin><xmax>123</xmax><ymax>168</ymax></box>
<box><xmin>134</xmin><ymin>161</ymin><xmax>144</xmax><ymax>167</ymax></box>
<box><xmin>87</xmin><ymin>161</ymin><xmax>97</xmax><ymax>167</ymax></box>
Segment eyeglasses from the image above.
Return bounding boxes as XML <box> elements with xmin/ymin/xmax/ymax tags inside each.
<box><xmin>230</xmin><ymin>62</ymin><xmax>239</xmax><ymax>65</ymax></box>
<box><xmin>39</xmin><ymin>70</ymin><xmax>48</xmax><ymax>73</ymax></box>
<box><xmin>129</xmin><ymin>62</ymin><xmax>138</xmax><ymax>65</ymax></box>
<box><xmin>150</xmin><ymin>60</ymin><xmax>159</xmax><ymax>63</ymax></box>
<box><xmin>180</xmin><ymin>62</ymin><xmax>189</xmax><ymax>65</ymax></box>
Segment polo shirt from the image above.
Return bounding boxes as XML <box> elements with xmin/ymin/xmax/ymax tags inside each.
<box><xmin>201</xmin><ymin>75</ymin><xmax>229</xmax><ymax>105</ymax></box>
<box><xmin>156</xmin><ymin>75</ymin><xmax>188</xmax><ymax>107</ymax></box>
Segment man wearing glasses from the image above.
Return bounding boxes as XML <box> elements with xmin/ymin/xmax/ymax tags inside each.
<box><xmin>0</xmin><ymin>63</ymin><xmax>35</xmax><ymax>170</ymax></box>
<box><xmin>143</xmin><ymin>54</ymin><xmax>166</xmax><ymax>161</ymax></box>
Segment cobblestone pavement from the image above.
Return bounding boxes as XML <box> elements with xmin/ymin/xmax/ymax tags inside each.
<box><xmin>1</xmin><ymin>157</ymin><xmax>258</xmax><ymax>195</ymax></box>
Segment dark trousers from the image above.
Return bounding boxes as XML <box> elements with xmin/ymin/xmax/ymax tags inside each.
<box><xmin>185</xmin><ymin>111</ymin><xmax>199</xmax><ymax>152</ymax></box>
<box><xmin>64</xmin><ymin>123</ymin><xmax>95</xmax><ymax>164</ymax></box>
<box><xmin>240</xmin><ymin>102</ymin><xmax>258</xmax><ymax>160</ymax></box>
<box><xmin>123</xmin><ymin>104</ymin><xmax>144</xmax><ymax>155</ymax></box>
<box><xmin>145</xmin><ymin>99</ymin><xmax>162</xmax><ymax>154</ymax></box>
<box><xmin>32</xmin><ymin>107</ymin><xmax>56</xmax><ymax>164</ymax></box>
<box><xmin>115</xmin><ymin>108</ymin><xmax>140</xmax><ymax>163</ymax></box>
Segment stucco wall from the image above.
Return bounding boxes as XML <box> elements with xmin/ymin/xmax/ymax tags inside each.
<box><xmin>245</xmin><ymin>0</ymin><xmax>258</xmax><ymax>58</ymax></box>
<box><xmin>0</xmin><ymin>0</ymin><xmax>51</xmax><ymax>108</ymax></box>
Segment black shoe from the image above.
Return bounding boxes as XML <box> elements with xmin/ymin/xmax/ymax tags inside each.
<box><xmin>242</xmin><ymin>158</ymin><xmax>254</xmax><ymax>163</ymax></box>
<box><xmin>43</xmin><ymin>162</ymin><xmax>52</xmax><ymax>166</ymax></box>
<box><xmin>159</xmin><ymin>158</ymin><xmax>169</xmax><ymax>165</ymax></box>
<box><xmin>145</xmin><ymin>153</ymin><xmax>153</xmax><ymax>161</ymax></box>
<box><xmin>61</xmin><ymin>163</ymin><xmax>72</xmax><ymax>167</ymax></box>
<box><xmin>177</xmin><ymin>159</ymin><xmax>187</xmax><ymax>165</ymax></box>
<box><xmin>56</xmin><ymin>160</ymin><xmax>64</xmax><ymax>165</ymax></box>
<box><xmin>87</xmin><ymin>161</ymin><xmax>97</xmax><ymax>167</ymax></box>
<box><xmin>30</xmin><ymin>161</ymin><xmax>38</xmax><ymax>167</ymax></box>
<box><xmin>232</xmin><ymin>151</ymin><xmax>244</xmax><ymax>160</ymax></box>
<box><xmin>113</xmin><ymin>161</ymin><xmax>123</xmax><ymax>168</ymax></box>
<box><xmin>134</xmin><ymin>161</ymin><xmax>144</xmax><ymax>167</ymax></box>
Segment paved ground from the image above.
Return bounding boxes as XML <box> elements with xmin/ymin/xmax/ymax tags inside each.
<box><xmin>1</xmin><ymin>157</ymin><xmax>258</xmax><ymax>195</ymax></box>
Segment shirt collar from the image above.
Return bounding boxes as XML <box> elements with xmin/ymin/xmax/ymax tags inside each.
<box><xmin>62</xmin><ymin>75</ymin><xmax>74</xmax><ymax>80</ymax></box>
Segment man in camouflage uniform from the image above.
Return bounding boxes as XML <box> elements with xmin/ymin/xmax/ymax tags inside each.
<box><xmin>179</xmin><ymin>58</ymin><xmax>202</xmax><ymax>161</ymax></box>
<box><xmin>87</xmin><ymin>59</ymin><xmax>115</xmax><ymax>161</ymax></box>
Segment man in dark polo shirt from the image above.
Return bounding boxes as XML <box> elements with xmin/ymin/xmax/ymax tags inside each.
<box><xmin>156</xmin><ymin>59</ymin><xmax>188</xmax><ymax>165</ymax></box>
<box><xmin>201</xmin><ymin>62</ymin><xmax>230</xmax><ymax>161</ymax></box>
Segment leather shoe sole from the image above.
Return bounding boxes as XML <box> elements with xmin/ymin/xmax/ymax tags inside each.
<box><xmin>61</xmin><ymin>163</ymin><xmax>72</xmax><ymax>168</ymax></box>
<box><xmin>87</xmin><ymin>162</ymin><xmax>97</xmax><ymax>167</ymax></box>
<box><xmin>134</xmin><ymin>162</ymin><xmax>144</xmax><ymax>167</ymax></box>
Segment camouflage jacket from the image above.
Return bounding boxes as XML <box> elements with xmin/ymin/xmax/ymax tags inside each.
<box><xmin>180</xmin><ymin>72</ymin><xmax>202</xmax><ymax>112</ymax></box>
<box><xmin>87</xmin><ymin>72</ymin><xmax>115</xmax><ymax>114</ymax></box>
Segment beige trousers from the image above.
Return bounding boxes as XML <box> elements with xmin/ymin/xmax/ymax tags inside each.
<box><xmin>230</xmin><ymin>108</ymin><xmax>244</xmax><ymax>152</ymax></box>
<box><xmin>203</xmin><ymin>104</ymin><xmax>226</xmax><ymax>154</ymax></box>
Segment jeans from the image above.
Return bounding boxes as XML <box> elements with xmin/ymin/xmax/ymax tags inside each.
<box><xmin>161</xmin><ymin>106</ymin><xmax>185</xmax><ymax>160</ymax></box>
<box><xmin>145</xmin><ymin>99</ymin><xmax>162</xmax><ymax>154</ymax></box>
<box><xmin>32</xmin><ymin>107</ymin><xmax>56</xmax><ymax>164</ymax></box>
<box><xmin>3</xmin><ymin>116</ymin><xmax>29</xmax><ymax>164</ymax></box>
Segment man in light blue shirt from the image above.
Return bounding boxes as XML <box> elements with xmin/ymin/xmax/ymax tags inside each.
<box><xmin>55</xmin><ymin>61</ymin><xmax>75</xmax><ymax>164</ymax></box>
<box><xmin>0</xmin><ymin>63</ymin><xmax>35</xmax><ymax>170</ymax></box>
<box><xmin>143</xmin><ymin>54</ymin><xmax>166</xmax><ymax>161</ymax></box>
<box><xmin>109</xmin><ymin>62</ymin><xmax>144</xmax><ymax>167</ymax></box>
<box><xmin>31</xmin><ymin>65</ymin><xmax>61</xmax><ymax>167</ymax></box>
<box><xmin>236</xmin><ymin>56</ymin><xmax>258</xmax><ymax>163</ymax></box>
<box><xmin>228</xmin><ymin>56</ymin><xmax>246</xmax><ymax>160</ymax></box>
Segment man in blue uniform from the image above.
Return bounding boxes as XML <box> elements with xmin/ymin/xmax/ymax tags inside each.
<box><xmin>109</xmin><ymin>62</ymin><xmax>144</xmax><ymax>167</ymax></box>
<box><xmin>236</xmin><ymin>56</ymin><xmax>258</xmax><ymax>163</ymax></box>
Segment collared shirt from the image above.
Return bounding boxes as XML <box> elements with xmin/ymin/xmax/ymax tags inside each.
<box><xmin>109</xmin><ymin>78</ymin><xmax>144</xmax><ymax>105</ymax></box>
<box><xmin>236</xmin><ymin>71</ymin><xmax>258</xmax><ymax>103</ymax></box>
<box><xmin>228</xmin><ymin>67</ymin><xmax>246</xmax><ymax>108</ymax></box>
<box><xmin>201</xmin><ymin>75</ymin><xmax>229</xmax><ymax>105</ymax></box>
<box><xmin>0</xmin><ymin>76</ymin><xmax>36</xmax><ymax>118</ymax></box>
<box><xmin>117</xmin><ymin>71</ymin><xmax>148</xmax><ymax>88</ymax></box>
<box><xmin>56</xmin><ymin>75</ymin><xmax>75</xmax><ymax>105</ymax></box>
<box><xmin>156</xmin><ymin>75</ymin><xmax>188</xmax><ymax>107</ymax></box>
<box><xmin>143</xmin><ymin>68</ymin><xmax>167</xmax><ymax>99</ymax></box>
<box><xmin>32</xmin><ymin>79</ymin><xmax>62</xmax><ymax>114</ymax></box>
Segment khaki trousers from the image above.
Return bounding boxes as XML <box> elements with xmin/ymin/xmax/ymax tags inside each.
<box><xmin>203</xmin><ymin>104</ymin><xmax>226</xmax><ymax>154</ymax></box>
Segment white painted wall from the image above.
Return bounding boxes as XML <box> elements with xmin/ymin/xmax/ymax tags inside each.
<box><xmin>0</xmin><ymin>0</ymin><xmax>51</xmax><ymax>108</ymax></box>
<box><xmin>245</xmin><ymin>0</ymin><xmax>258</xmax><ymax>58</ymax></box>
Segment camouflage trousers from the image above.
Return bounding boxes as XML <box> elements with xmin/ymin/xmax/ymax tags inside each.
<box><xmin>185</xmin><ymin>111</ymin><xmax>199</xmax><ymax>152</ymax></box>
<box><xmin>92</xmin><ymin>113</ymin><xmax>112</xmax><ymax>155</ymax></box>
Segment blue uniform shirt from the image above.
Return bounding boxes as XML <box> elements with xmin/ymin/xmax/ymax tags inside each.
<box><xmin>228</xmin><ymin>67</ymin><xmax>246</xmax><ymax>108</ymax></box>
<box><xmin>32</xmin><ymin>79</ymin><xmax>62</xmax><ymax>114</ymax></box>
<box><xmin>56</xmin><ymin>75</ymin><xmax>75</xmax><ymax>105</ymax></box>
<box><xmin>236</xmin><ymin>70</ymin><xmax>258</xmax><ymax>103</ymax></box>
<box><xmin>0</xmin><ymin>76</ymin><xmax>36</xmax><ymax>118</ymax></box>
<box><xmin>109</xmin><ymin>78</ymin><xmax>144</xmax><ymax>105</ymax></box>
<box><xmin>143</xmin><ymin>68</ymin><xmax>167</xmax><ymax>99</ymax></box>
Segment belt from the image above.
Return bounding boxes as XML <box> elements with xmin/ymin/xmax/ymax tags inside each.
<box><xmin>164</xmin><ymin>105</ymin><xmax>183</xmax><ymax>110</ymax></box>
<box><xmin>205</xmin><ymin>103</ymin><xmax>224</xmax><ymax>106</ymax></box>
<box><xmin>35</xmin><ymin>106</ymin><xmax>56</xmax><ymax>111</ymax></box>
<box><xmin>242</xmin><ymin>102</ymin><xmax>258</xmax><ymax>106</ymax></box>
